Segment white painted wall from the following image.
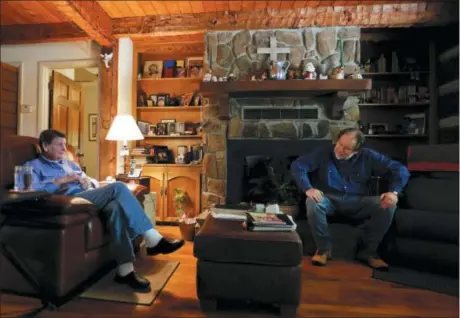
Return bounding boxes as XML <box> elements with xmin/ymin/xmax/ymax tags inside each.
<box><xmin>116</xmin><ymin>37</ymin><xmax>134</xmax><ymax>174</ymax></box>
<box><xmin>82</xmin><ymin>81</ymin><xmax>99</xmax><ymax>178</ymax></box>
<box><xmin>0</xmin><ymin>41</ymin><xmax>100</xmax><ymax>137</ymax></box>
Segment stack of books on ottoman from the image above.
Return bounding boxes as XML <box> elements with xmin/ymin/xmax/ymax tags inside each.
<box><xmin>244</xmin><ymin>212</ymin><xmax>296</xmax><ymax>232</ymax></box>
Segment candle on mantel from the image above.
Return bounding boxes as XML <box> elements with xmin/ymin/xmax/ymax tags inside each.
<box><xmin>339</xmin><ymin>36</ymin><xmax>344</xmax><ymax>67</ymax></box>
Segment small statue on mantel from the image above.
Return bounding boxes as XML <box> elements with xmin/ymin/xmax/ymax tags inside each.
<box><xmin>303</xmin><ymin>62</ymin><xmax>317</xmax><ymax>80</ymax></box>
<box><xmin>269</xmin><ymin>60</ymin><xmax>278</xmax><ymax>79</ymax></box>
<box><xmin>329</xmin><ymin>66</ymin><xmax>344</xmax><ymax>80</ymax></box>
<box><xmin>203</xmin><ymin>70</ymin><xmax>212</xmax><ymax>82</ymax></box>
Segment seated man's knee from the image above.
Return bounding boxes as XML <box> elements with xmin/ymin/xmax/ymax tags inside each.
<box><xmin>367</xmin><ymin>196</ymin><xmax>397</xmax><ymax>214</ymax></box>
<box><xmin>306</xmin><ymin>197</ymin><xmax>326</xmax><ymax>217</ymax></box>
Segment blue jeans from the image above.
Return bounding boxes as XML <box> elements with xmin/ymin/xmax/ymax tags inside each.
<box><xmin>75</xmin><ymin>182</ymin><xmax>153</xmax><ymax>264</ymax></box>
<box><xmin>306</xmin><ymin>194</ymin><xmax>396</xmax><ymax>257</ymax></box>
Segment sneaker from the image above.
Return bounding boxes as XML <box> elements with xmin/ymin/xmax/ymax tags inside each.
<box><xmin>356</xmin><ymin>251</ymin><xmax>389</xmax><ymax>271</ymax></box>
<box><xmin>311</xmin><ymin>249</ymin><xmax>331</xmax><ymax>266</ymax></box>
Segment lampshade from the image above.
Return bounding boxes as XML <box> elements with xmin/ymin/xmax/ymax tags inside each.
<box><xmin>105</xmin><ymin>114</ymin><xmax>144</xmax><ymax>141</ymax></box>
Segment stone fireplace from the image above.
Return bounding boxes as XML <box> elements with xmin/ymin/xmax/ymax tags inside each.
<box><xmin>201</xmin><ymin>27</ymin><xmax>362</xmax><ymax>211</ymax></box>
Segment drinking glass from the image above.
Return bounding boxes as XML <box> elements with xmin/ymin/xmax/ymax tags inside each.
<box><xmin>22</xmin><ymin>166</ymin><xmax>33</xmax><ymax>191</ymax></box>
<box><xmin>13</xmin><ymin>166</ymin><xmax>23</xmax><ymax>191</ymax></box>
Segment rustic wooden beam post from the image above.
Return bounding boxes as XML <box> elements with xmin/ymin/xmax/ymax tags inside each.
<box><xmin>50</xmin><ymin>0</ymin><xmax>113</xmax><ymax>47</ymax></box>
<box><xmin>98</xmin><ymin>45</ymin><xmax>118</xmax><ymax>180</ymax></box>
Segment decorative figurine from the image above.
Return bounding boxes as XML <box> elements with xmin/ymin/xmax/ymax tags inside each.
<box><xmin>203</xmin><ymin>70</ymin><xmax>212</xmax><ymax>82</ymax></box>
<box><xmin>100</xmin><ymin>52</ymin><xmax>113</xmax><ymax>69</ymax></box>
<box><xmin>211</xmin><ymin>75</ymin><xmax>218</xmax><ymax>82</ymax></box>
<box><xmin>303</xmin><ymin>62</ymin><xmax>317</xmax><ymax>80</ymax></box>
<box><xmin>329</xmin><ymin>67</ymin><xmax>344</xmax><ymax>79</ymax></box>
<box><xmin>287</xmin><ymin>70</ymin><xmax>295</xmax><ymax>80</ymax></box>
<box><xmin>260</xmin><ymin>71</ymin><xmax>268</xmax><ymax>81</ymax></box>
<box><xmin>364</xmin><ymin>59</ymin><xmax>372</xmax><ymax>73</ymax></box>
<box><xmin>319</xmin><ymin>73</ymin><xmax>328</xmax><ymax>80</ymax></box>
<box><xmin>269</xmin><ymin>60</ymin><xmax>278</xmax><ymax>79</ymax></box>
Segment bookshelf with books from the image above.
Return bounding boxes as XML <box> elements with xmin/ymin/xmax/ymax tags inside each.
<box><xmin>131</xmin><ymin>41</ymin><xmax>205</xmax><ymax>223</ymax></box>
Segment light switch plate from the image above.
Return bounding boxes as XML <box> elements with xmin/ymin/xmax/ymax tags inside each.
<box><xmin>20</xmin><ymin>104</ymin><xmax>33</xmax><ymax>113</ymax></box>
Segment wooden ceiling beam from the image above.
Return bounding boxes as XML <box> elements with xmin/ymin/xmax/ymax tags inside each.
<box><xmin>112</xmin><ymin>2</ymin><xmax>456</xmax><ymax>37</ymax></box>
<box><xmin>0</xmin><ymin>22</ymin><xmax>89</xmax><ymax>45</ymax></box>
<box><xmin>49</xmin><ymin>0</ymin><xmax>113</xmax><ymax>47</ymax></box>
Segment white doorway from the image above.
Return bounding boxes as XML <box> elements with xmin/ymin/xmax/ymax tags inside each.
<box><xmin>38</xmin><ymin>60</ymin><xmax>100</xmax><ymax>178</ymax></box>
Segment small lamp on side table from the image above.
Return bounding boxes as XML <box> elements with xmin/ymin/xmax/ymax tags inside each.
<box><xmin>106</xmin><ymin>114</ymin><xmax>144</xmax><ymax>175</ymax></box>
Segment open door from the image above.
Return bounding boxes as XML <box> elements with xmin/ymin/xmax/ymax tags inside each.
<box><xmin>0</xmin><ymin>62</ymin><xmax>19</xmax><ymax>136</ymax></box>
<box><xmin>49</xmin><ymin>71</ymin><xmax>84</xmax><ymax>155</ymax></box>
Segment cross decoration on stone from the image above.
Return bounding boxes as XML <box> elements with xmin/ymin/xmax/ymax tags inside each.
<box><xmin>256</xmin><ymin>36</ymin><xmax>291</xmax><ymax>61</ymax></box>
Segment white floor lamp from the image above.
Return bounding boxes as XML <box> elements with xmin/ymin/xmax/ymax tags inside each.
<box><xmin>105</xmin><ymin>114</ymin><xmax>144</xmax><ymax>175</ymax></box>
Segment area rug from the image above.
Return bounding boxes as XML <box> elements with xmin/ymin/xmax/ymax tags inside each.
<box><xmin>372</xmin><ymin>266</ymin><xmax>458</xmax><ymax>297</ymax></box>
<box><xmin>80</xmin><ymin>259</ymin><xmax>180</xmax><ymax>305</ymax></box>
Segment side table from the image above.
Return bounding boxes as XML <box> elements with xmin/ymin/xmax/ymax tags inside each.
<box><xmin>115</xmin><ymin>175</ymin><xmax>151</xmax><ymax>192</ymax></box>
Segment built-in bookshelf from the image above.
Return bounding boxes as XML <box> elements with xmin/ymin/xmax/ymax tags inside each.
<box><xmin>131</xmin><ymin>42</ymin><xmax>205</xmax><ymax>222</ymax></box>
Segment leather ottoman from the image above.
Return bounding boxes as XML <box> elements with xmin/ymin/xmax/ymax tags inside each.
<box><xmin>193</xmin><ymin>215</ymin><xmax>303</xmax><ymax>317</ymax></box>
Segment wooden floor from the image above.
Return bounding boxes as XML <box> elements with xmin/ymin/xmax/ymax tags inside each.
<box><xmin>1</xmin><ymin>226</ymin><xmax>458</xmax><ymax>318</ymax></box>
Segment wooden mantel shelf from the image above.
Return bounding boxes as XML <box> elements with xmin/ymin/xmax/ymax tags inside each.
<box><xmin>200</xmin><ymin>79</ymin><xmax>372</xmax><ymax>94</ymax></box>
<box><xmin>200</xmin><ymin>79</ymin><xmax>372</xmax><ymax>120</ymax></box>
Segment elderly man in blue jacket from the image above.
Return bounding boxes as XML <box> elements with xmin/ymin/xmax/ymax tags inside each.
<box><xmin>291</xmin><ymin>127</ymin><xmax>410</xmax><ymax>270</ymax></box>
<box><xmin>24</xmin><ymin>129</ymin><xmax>184</xmax><ymax>293</ymax></box>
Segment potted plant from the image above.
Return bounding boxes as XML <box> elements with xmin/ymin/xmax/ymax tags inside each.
<box><xmin>266</xmin><ymin>166</ymin><xmax>300</xmax><ymax>217</ymax></box>
<box><xmin>174</xmin><ymin>187</ymin><xmax>196</xmax><ymax>241</ymax></box>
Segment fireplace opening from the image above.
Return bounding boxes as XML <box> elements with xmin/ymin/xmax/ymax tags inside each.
<box><xmin>226</xmin><ymin>139</ymin><xmax>330</xmax><ymax>208</ymax></box>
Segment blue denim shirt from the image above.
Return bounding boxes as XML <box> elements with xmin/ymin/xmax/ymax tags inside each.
<box><xmin>24</xmin><ymin>155</ymin><xmax>97</xmax><ymax>195</ymax></box>
<box><xmin>291</xmin><ymin>144</ymin><xmax>410</xmax><ymax>195</ymax></box>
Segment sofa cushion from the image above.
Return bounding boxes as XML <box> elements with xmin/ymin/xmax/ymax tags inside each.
<box><xmin>403</xmin><ymin>175</ymin><xmax>459</xmax><ymax>213</ymax></box>
<box><xmin>395</xmin><ymin>209</ymin><xmax>458</xmax><ymax>243</ymax></box>
<box><xmin>194</xmin><ymin>216</ymin><xmax>302</xmax><ymax>266</ymax></box>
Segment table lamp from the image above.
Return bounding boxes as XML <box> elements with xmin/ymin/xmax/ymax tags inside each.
<box><xmin>106</xmin><ymin>114</ymin><xmax>144</xmax><ymax>175</ymax></box>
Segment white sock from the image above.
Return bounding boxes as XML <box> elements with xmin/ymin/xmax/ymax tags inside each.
<box><xmin>142</xmin><ymin>228</ymin><xmax>163</xmax><ymax>248</ymax></box>
<box><xmin>117</xmin><ymin>262</ymin><xmax>134</xmax><ymax>277</ymax></box>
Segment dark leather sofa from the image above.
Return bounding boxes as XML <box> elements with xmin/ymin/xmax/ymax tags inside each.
<box><xmin>298</xmin><ymin>144</ymin><xmax>459</xmax><ymax>277</ymax></box>
<box><xmin>384</xmin><ymin>144</ymin><xmax>459</xmax><ymax>277</ymax></box>
<box><xmin>0</xmin><ymin>135</ymin><xmax>149</xmax><ymax>306</ymax></box>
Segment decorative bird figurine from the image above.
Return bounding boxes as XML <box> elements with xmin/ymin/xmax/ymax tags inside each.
<box><xmin>100</xmin><ymin>52</ymin><xmax>113</xmax><ymax>69</ymax></box>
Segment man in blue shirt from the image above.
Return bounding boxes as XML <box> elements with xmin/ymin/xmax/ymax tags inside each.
<box><xmin>25</xmin><ymin>129</ymin><xmax>184</xmax><ymax>293</ymax></box>
<box><xmin>291</xmin><ymin>127</ymin><xmax>410</xmax><ymax>270</ymax></box>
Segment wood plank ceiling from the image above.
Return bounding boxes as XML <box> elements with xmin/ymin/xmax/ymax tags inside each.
<box><xmin>1</xmin><ymin>1</ymin><xmax>458</xmax><ymax>46</ymax></box>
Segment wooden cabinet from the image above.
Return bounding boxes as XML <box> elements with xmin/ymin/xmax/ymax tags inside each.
<box><xmin>143</xmin><ymin>164</ymin><xmax>201</xmax><ymax>223</ymax></box>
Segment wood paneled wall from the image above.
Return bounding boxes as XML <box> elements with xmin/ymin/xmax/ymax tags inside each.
<box><xmin>0</xmin><ymin>63</ymin><xmax>19</xmax><ymax>136</ymax></box>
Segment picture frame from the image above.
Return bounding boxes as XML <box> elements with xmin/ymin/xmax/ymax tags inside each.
<box><xmin>143</xmin><ymin>61</ymin><xmax>163</xmax><ymax>79</ymax></box>
<box><xmin>369</xmin><ymin>123</ymin><xmax>388</xmax><ymax>134</ymax></box>
<box><xmin>156</xmin><ymin>94</ymin><xmax>169</xmax><ymax>107</ymax></box>
<box><xmin>149</xmin><ymin>94</ymin><xmax>158</xmax><ymax>106</ymax></box>
<box><xmin>186</xmin><ymin>57</ymin><xmax>204</xmax><ymax>78</ymax></box>
<box><xmin>88</xmin><ymin>113</ymin><xmax>97</xmax><ymax>141</ymax></box>
<box><xmin>128</xmin><ymin>168</ymin><xmax>142</xmax><ymax>178</ymax></box>
<box><xmin>147</xmin><ymin>125</ymin><xmax>157</xmax><ymax>136</ymax></box>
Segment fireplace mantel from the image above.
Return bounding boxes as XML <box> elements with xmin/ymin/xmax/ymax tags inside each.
<box><xmin>200</xmin><ymin>79</ymin><xmax>372</xmax><ymax>119</ymax></box>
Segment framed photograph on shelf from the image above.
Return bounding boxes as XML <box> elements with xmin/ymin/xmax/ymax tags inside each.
<box><xmin>149</xmin><ymin>94</ymin><xmax>158</xmax><ymax>106</ymax></box>
<box><xmin>186</xmin><ymin>57</ymin><xmax>204</xmax><ymax>78</ymax></box>
<box><xmin>143</xmin><ymin>61</ymin><xmax>163</xmax><ymax>79</ymax></box>
<box><xmin>157</xmin><ymin>94</ymin><xmax>169</xmax><ymax>107</ymax></box>
<box><xmin>88</xmin><ymin>113</ymin><xmax>97</xmax><ymax>141</ymax></box>
<box><xmin>369</xmin><ymin>123</ymin><xmax>388</xmax><ymax>134</ymax></box>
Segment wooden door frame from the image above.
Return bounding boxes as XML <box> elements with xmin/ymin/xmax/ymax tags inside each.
<box><xmin>38</xmin><ymin>59</ymin><xmax>99</xmax><ymax>176</ymax></box>
<box><xmin>38</xmin><ymin>59</ymin><xmax>98</xmax><ymax>133</ymax></box>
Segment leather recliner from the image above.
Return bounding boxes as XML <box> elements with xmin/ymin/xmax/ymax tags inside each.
<box><xmin>0</xmin><ymin>135</ymin><xmax>149</xmax><ymax>306</ymax></box>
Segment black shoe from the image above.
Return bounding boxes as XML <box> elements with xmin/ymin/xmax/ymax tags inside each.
<box><xmin>146</xmin><ymin>238</ymin><xmax>185</xmax><ymax>256</ymax></box>
<box><xmin>114</xmin><ymin>271</ymin><xmax>151</xmax><ymax>293</ymax></box>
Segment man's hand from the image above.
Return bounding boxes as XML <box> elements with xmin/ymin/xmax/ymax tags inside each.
<box><xmin>54</xmin><ymin>175</ymin><xmax>81</xmax><ymax>187</ymax></box>
<box><xmin>380</xmin><ymin>192</ymin><xmax>398</xmax><ymax>209</ymax></box>
<box><xmin>306</xmin><ymin>188</ymin><xmax>324</xmax><ymax>203</ymax></box>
